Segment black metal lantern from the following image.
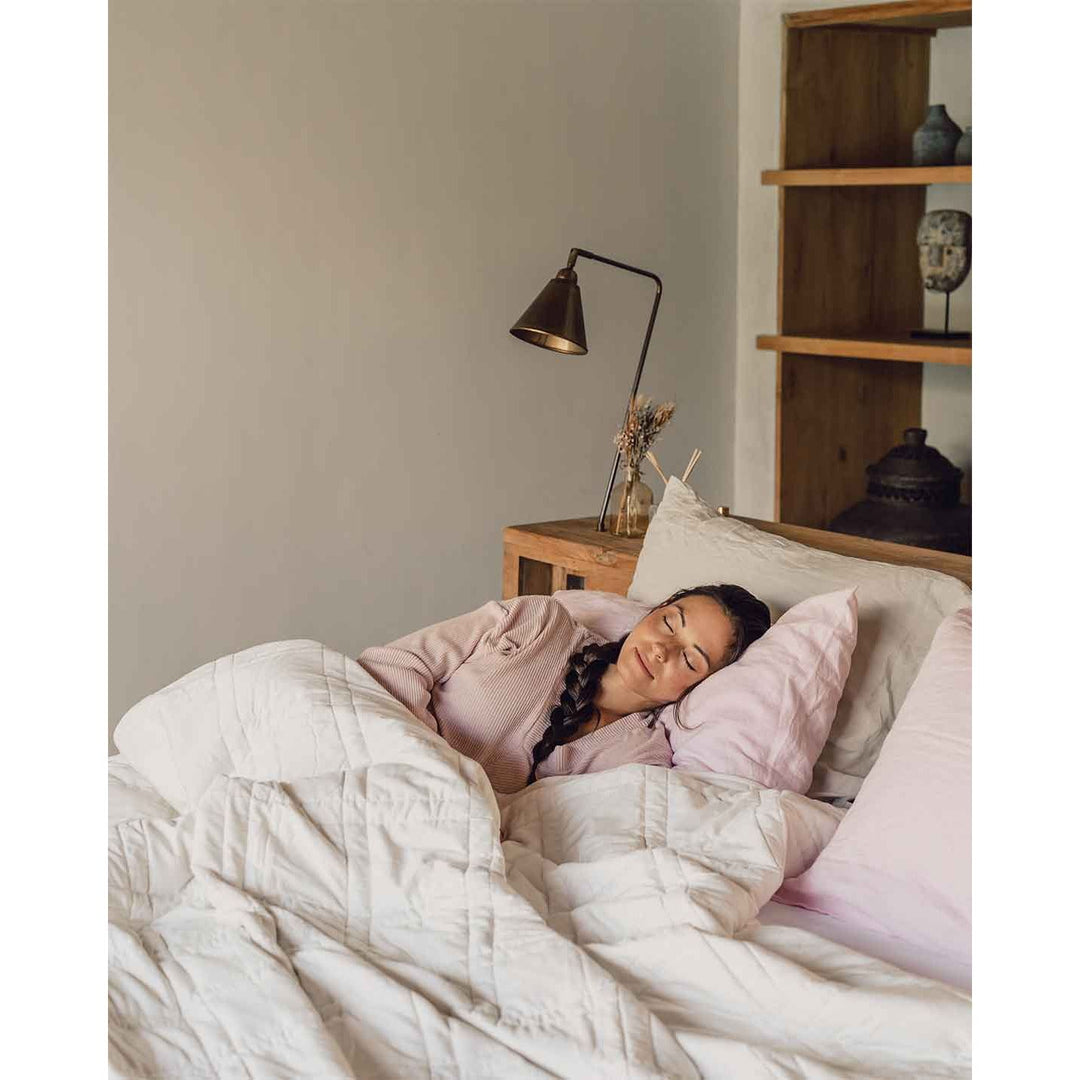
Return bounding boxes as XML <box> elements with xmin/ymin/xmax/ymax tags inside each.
<box><xmin>828</xmin><ymin>428</ymin><xmax>971</xmax><ymax>555</ymax></box>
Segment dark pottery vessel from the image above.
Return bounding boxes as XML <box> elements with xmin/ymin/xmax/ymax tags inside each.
<box><xmin>828</xmin><ymin>428</ymin><xmax>971</xmax><ymax>555</ymax></box>
<box><xmin>913</xmin><ymin>105</ymin><xmax>963</xmax><ymax>166</ymax></box>
<box><xmin>955</xmin><ymin>125</ymin><xmax>972</xmax><ymax>165</ymax></box>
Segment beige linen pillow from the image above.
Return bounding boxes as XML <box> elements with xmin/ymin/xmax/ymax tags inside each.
<box><xmin>627</xmin><ymin>479</ymin><xmax>971</xmax><ymax>798</ymax></box>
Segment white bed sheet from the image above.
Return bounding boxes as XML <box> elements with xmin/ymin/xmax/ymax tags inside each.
<box><xmin>755</xmin><ymin>898</ymin><xmax>972</xmax><ymax>991</ymax></box>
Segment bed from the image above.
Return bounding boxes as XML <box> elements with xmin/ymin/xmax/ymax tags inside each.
<box><xmin>108</xmin><ymin>479</ymin><xmax>972</xmax><ymax>1078</ymax></box>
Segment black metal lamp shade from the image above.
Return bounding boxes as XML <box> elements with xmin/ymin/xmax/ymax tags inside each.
<box><xmin>509</xmin><ymin>268</ymin><xmax>588</xmax><ymax>355</ymax></box>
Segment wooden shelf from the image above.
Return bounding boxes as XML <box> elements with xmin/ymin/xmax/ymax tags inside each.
<box><xmin>784</xmin><ymin>1</ymin><xmax>971</xmax><ymax>32</ymax></box>
<box><xmin>762</xmin><ymin>166</ymin><xmax>970</xmax><ymax>187</ymax></box>
<box><xmin>757</xmin><ymin>332</ymin><xmax>971</xmax><ymax>366</ymax></box>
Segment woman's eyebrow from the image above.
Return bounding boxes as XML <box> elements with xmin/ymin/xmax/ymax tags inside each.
<box><xmin>674</xmin><ymin>605</ymin><xmax>711</xmax><ymax>666</ymax></box>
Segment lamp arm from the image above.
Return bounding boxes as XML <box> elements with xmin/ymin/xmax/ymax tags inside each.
<box><xmin>566</xmin><ymin>248</ymin><xmax>663</xmax><ymax>532</ymax></box>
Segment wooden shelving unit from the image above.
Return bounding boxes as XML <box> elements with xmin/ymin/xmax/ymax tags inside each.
<box><xmin>762</xmin><ymin>166</ymin><xmax>970</xmax><ymax>186</ymax></box>
<box><xmin>759</xmin><ymin>0</ymin><xmax>972</xmax><ymax>530</ymax></box>
<box><xmin>756</xmin><ymin>332</ymin><xmax>971</xmax><ymax>366</ymax></box>
<box><xmin>783</xmin><ymin>0</ymin><xmax>972</xmax><ymax>31</ymax></box>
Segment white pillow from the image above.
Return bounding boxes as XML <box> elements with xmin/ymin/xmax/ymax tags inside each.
<box><xmin>628</xmin><ymin>479</ymin><xmax>971</xmax><ymax>798</ymax></box>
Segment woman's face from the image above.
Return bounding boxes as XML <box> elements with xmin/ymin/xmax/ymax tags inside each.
<box><xmin>616</xmin><ymin>594</ymin><xmax>736</xmax><ymax>708</ymax></box>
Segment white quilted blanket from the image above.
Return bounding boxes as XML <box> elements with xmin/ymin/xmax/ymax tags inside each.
<box><xmin>109</xmin><ymin>641</ymin><xmax>971</xmax><ymax>1079</ymax></box>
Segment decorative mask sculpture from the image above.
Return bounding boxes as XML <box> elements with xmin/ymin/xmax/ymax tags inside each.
<box><xmin>917</xmin><ymin>209</ymin><xmax>971</xmax><ymax>293</ymax></box>
<box><xmin>912</xmin><ymin>209</ymin><xmax>971</xmax><ymax>339</ymax></box>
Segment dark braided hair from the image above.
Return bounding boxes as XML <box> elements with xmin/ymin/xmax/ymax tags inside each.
<box><xmin>526</xmin><ymin>583</ymin><xmax>772</xmax><ymax>784</ymax></box>
<box><xmin>525</xmin><ymin>638</ymin><xmax>624</xmax><ymax>785</ymax></box>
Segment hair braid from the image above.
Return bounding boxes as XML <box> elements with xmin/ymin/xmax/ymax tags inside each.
<box><xmin>526</xmin><ymin>637</ymin><xmax>625</xmax><ymax>785</ymax></box>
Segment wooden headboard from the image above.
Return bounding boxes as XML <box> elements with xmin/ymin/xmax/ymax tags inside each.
<box><xmin>502</xmin><ymin>516</ymin><xmax>971</xmax><ymax>601</ymax></box>
<box><xmin>734</xmin><ymin>516</ymin><xmax>971</xmax><ymax>587</ymax></box>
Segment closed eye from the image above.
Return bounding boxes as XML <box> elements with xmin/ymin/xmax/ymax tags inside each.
<box><xmin>664</xmin><ymin>616</ymin><xmax>697</xmax><ymax>671</ymax></box>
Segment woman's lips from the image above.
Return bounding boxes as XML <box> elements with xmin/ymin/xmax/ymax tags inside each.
<box><xmin>635</xmin><ymin>648</ymin><xmax>654</xmax><ymax>679</ymax></box>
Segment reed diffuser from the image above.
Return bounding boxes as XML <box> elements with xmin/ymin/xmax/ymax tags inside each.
<box><xmin>608</xmin><ymin>394</ymin><xmax>676</xmax><ymax>537</ymax></box>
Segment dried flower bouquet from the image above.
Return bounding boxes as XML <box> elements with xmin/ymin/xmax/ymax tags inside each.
<box><xmin>613</xmin><ymin>394</ymin><xmax>676</xmax><ymax>471</ymax></box>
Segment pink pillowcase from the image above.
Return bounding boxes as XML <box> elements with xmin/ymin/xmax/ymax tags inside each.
<box><xmin>552</xmin><ymin>588</ymin><xmax>858</xmax><ymax>794</ymax></box>
<box><xmin>776</xmin><ymin>608</ymin><xmax>971</xmax><ymax>968</ymax></box>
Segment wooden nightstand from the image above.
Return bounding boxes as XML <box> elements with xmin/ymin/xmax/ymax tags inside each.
<box><xmin>502</xmin><ymin>519</ymin><xmax>644</xmax><ymax>599</ymax></box>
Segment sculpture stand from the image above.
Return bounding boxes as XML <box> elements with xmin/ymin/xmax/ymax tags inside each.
<box><xmin>911</xmin><ymin>290</ymin><xmax>971</xmax><ymax>340</ymax></box>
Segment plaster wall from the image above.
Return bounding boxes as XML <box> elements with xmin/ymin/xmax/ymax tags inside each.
<box><xmin>109</xmin><ymin>0</ymin><xmax>741</xmax><ymax>744</ymax></box>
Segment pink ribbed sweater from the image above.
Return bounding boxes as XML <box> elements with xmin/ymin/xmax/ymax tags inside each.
<box><xmin>357</xmin><ymin>595</ymin><xmax>671</xmax><ymax>794</ymax></box>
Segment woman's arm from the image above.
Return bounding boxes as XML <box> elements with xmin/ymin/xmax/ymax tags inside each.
<box><xmin>357</xmin><ymin>599</ymin><xmax>514</xmax><ymax>732</ymax></box>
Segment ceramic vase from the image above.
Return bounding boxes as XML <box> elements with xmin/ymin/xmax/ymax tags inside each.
<box><xmin>912</xmin><ymin>104</ymin><xmax>963</xmax><ymax>166</ymax></box>
<box><xmin>954</xmin><ymin>126</ymin><xmax>972</xmax><ymax>165</ymax></box>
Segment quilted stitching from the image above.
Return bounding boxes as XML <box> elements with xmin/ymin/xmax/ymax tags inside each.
<box><xmin>109</xmin><ymin>646</ymin><xmax>971</xmax><ymax>1079</ymax></box>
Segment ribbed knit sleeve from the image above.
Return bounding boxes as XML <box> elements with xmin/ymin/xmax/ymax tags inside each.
<box><xmin>356</xmin><ymin>599</ymin><xmax>513</xmax><ymax>732</ymax></box>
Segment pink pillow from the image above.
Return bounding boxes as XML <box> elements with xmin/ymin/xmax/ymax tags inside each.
<box><xmin>553</xmin><ymin>588</ymin><xmax>858</xmax><ymax>793</ymax></box>
<box><xmin>776</xmin><ymin>608</ymin><xmax>971</xmax><ymax>968</ymax></box>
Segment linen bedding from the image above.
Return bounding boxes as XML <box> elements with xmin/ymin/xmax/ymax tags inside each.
<box><xmin>109</xmin><ymin>642</ymin><xmax>971</xmax><ymax>1079</ymax></box>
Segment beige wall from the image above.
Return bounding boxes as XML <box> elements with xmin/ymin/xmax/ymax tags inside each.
<box><xmin>735</xmin><ymin>0</ymin><xmax>973</xmax><ymax>517</ymax></box>
<box><xmin>109</xmin><ymin>0</ymin><xmax>741</xmax><ymax>745</ymax></box>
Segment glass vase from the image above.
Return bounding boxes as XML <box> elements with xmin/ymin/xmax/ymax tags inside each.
<box><xmin>607</xmin><ymin>465</ymin><xmax>653</xmax><ymax>538</ymax></box>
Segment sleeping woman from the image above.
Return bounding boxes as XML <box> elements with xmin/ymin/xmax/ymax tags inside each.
<box><xmin>357</xmin><ymin>585</ymin><xmax>770</xmax><ymax>794</ymax></box>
